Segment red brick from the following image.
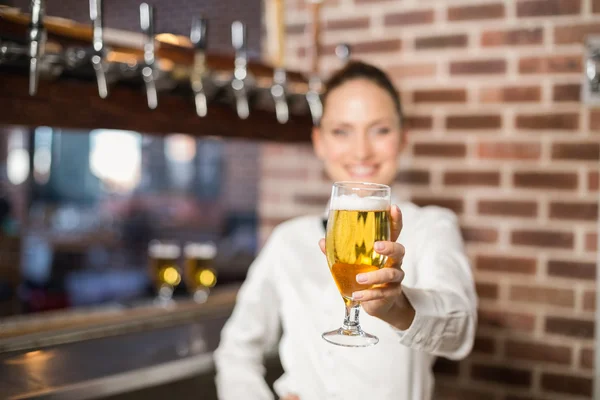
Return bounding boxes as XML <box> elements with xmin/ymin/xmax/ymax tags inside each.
<box><xmin>586</xmin><ymin>232</ymin><xmax>597</xmax><ymax>251</ymax></box>
<box><xmin>595</xmin><ymin>0</ymin><xmax>600</xmax><ymax>12</ymax></box>
<box><xmin>388</xmin><ymin>63</ymin><xmax>437</xmax><ymax>79</ymax></box>
<box><xmin>404</xmin><ymin>115</ymin><xmax>433</xmax><ymax>130</ymax></box>
<box><xmin>549</xmin><ymin>201</ymin><xmax>598</xmax><ymax>220</ymax></box>
<box><xmin>352</xmin><ymin>39</ymin><xmax>401</xmax><ymax>54</ymax></box>
<box><xmin>505</xmin><ymin>340</ymin><xmax>572</xmax><ymax>365</ymax></box>
<box><xmin>433</xmin><ymin>358</ymin><xmax>460</xmax><ymax>376</ymax></box>
<box><xmin>446</xmin><ymin>115</ymin><xmax>502</xmax><ymax>130</ymax></box>
<box><xmin>448</xmin><ymin>4</ymin><xmax>505</xmax><ymax>21</ymax></box>
<box><xmin>473</xmin><ymin>335</ymin><xmax>497</xmax><ymax>354</ymax></box>
<box><xmin>541</xmin><ymin>373</ymin><xmax>592</xmax><ymax>396</ymax></box>
<box><xmin>555</xmin><ymin>23</ymin><xmax>600</xmax><ymax>45</ymax></box>
<box><xmin>476</xmin><ymin>282</ymin><xmax>499</xmax><ymax>299</ymax></box>
<box><xmin>481</xmin><ymin>27</ymin><xmax>543</xmax><ymax>46</ymax></box>
<box><xmin>413</xmin><ymin>89</ymin><xmax>467</xmax><ymax>103</ymax></box>
<box><xmin>509</xmin><ymin>285</ymin><xmax>575</xmax><ymax>307</ymax></box>
<box><xmin>545</xmin><ymin>316</ymin><xmax>594</xmax><ymax>339</ymax></box>
<box><xmin>384</xmin><ymin>10</ymin><xmax>434</xmax><ymax>26</ymax></box>
<box><xmin>547</xmin><ymin>260</ymin><xmax>596</xmax><ymax>280</ymax></box>
<box><xmin>395</xmin><ymin>169</ymin><xmax>430</xmax><ymax>185</ymax></box>
<box><xmin>434</xmin><ymin>384</ymin><xmax>496</xmax><ymax>400</ymax></box>
<box><xmin>552</xmin><ymin>142</ymin><xmax>600</xmax><ymax>161</ymax></box>
<box><xmin>591</xmin><ymin>110</ymin><xmax>600</xmax><ymax>131</ymax></box>
<box><xmin>478</xmin><ymin>142</ymin><xmax>541</xmax><ymax>160</ymax></box>
<box><xmin>511</xmin><ymin>229</ymin><xmax>574</xmax><ymax>248</ymax></box>
<box><xmin>461</xmin><ymin>226</ymin><xmax>499</xmax><ymax>243</ymax></box>
<box><xmin>478</xmin><ymin>200</ymin><xmax>538</xmax><ymax>217</ymax></box>
<box><xmin>471</xmin><ymin>364</ymin><xmax>532</xmax><ymax>387</ymax></box>
<box><xmin>415</xmin><ymin>34</ymin><xmax>468</xmax><ymax>50</ymax></box>
<box><xmin>476</xmin><ymin>254</ymin><xmax>537</xmax><ymax>275</ymax></box>
<box><xmin>444</xmin><ymin>171</ymin><xmax>501</xmax><ymax>186</ymax></box>
<box><xmin>411</xmin><ymin>196</ymin><xmax>463</xmax><ymax>214</ymax></box>
<box><xmin>513</xmin><ymin>171</ymin><xmax>578</xmax><ymax>190</ymax></box>
<box><xmin>580</xmin><ymin>348</ymin><xmax>593</xmax><ymax>369</ymax></box>
<box><xmin>263</xmin><ymin>169</ymin><xmax>309</xmax><ymax>179</ymax></box>
<box><xmin>414</xmin><ymin>143</ymin><xmax>466</xmax><ymax>158</ymax></box>
<box><xmin>354</xmin><ymin>0</ymin><xmax>395</xmax><ymax>3</ymax></box>
<box><xmin>480</xmin><ymin>86</ymin><xmax>541</xmax><ymax>103</ymax></box>
<box><xmin>553</xmin><ymin>83</ymin><xmax>580</xmax><ymax>102</ymax></box>
<box><xmin>325</xmin><ymin>17</ymin><xmax>370</xmax><ymax>31</ymax></box>
<box><xmin>450</xmin><ymin>59</ymin><xmax>506</xmax><ymax>75</ymax></box>
<box><xmin>517</xmin><ymin>0</ymin><xmax>581</xmax><ymax>17</ymax></box>
<box><xmin>516</xmin><ymin>113</ymin><xmax>579</xmax><ymax>130</ymax></box>
<box><xmin>583</xmin><ymin>291</ymin><xmax>595</xmax><ymax>311</ymax></box>
<box><xmin>286</xmin><ymin>23</ymin><xmax>305</xmax><ymax>35</ymax></box>
<box><xmin>519</xmin><ymin>55</ymin><xmax>582</xmax><ymax>74</ymax></box>
<box><xmin>294</xmin><ymin>194</ymin><xmax>329</xmax><ymax>206</ymax></box>
<box><xmin>589</xmin><ymin>171</ymin><xmax>599</xmax><ymax>191</ymax></box>
<box><xmin>479</xmin><ymin>309</ymin><xmax>536</xmax><ymax>332</ymax></box>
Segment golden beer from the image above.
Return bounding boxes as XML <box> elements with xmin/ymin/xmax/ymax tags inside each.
<box><xmin>148</xmin><ymin>241</ymin><xmax>181</xmax><ymax>298</ymax></box>
<box><xmin>326</xmin><ymin>207</ymin><xmax>390</xmax><ymax>302</ymax></box>
<box><xmin>184</xmin><ymin>242</ymin><xmax>217</xmax><ymax>294</ymax></box>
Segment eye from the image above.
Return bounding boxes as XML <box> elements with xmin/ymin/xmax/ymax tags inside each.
<box><xmin>374</xmin><ymin>127</ymin><xmax>391</xmax><ymax>135</ymax></box>
<box><xmin>331</xmin><ymin>128</ymin><xmax>348</xmax><ymax>136</ymax></box>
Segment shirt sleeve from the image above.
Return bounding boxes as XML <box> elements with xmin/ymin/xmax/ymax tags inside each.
<box><xmin>213</xmin><ymin>228</ymin><xmax>283</xmax><ymax>400</ymax></box>
<box><xmin>394</xmin><ymin>208</ymin><xmax>478</xmax><ymax>360</ymax></box>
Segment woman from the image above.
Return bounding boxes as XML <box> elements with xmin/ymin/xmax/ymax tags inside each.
<box><xmin>214</xmin><ymin>61</ymin><xmax>477</xmax><ymax>400</ymax></box>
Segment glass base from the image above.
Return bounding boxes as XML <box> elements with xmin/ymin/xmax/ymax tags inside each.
<box><xmin>322</xmin><ymin>327</ymin><xmax>379</xmax><ymax>347</ymax></box>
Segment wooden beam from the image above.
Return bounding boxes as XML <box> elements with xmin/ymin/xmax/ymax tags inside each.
<box><xmin>0</xmin><ymin>71</ymin><xmax>313</xmax><ymax>142</ymax></box>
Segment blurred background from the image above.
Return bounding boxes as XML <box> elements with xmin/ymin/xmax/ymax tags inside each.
<box><xmin>0</xmin><ymin>0</ymin><xmax>597</xmax><ymax>399</ymax></box>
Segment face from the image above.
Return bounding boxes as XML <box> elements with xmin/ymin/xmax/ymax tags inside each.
<box><xmin>312</xmin><ymin>79</ymin><xmax>405</xmax><ymax>186</ymax></box>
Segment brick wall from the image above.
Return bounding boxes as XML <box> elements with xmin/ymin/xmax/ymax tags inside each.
<box><xmin>260</xmin><ymin>0</ymin><xmax>599</xmax><ymax>398</ymax></box>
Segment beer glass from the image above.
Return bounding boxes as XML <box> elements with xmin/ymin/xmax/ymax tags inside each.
<box><xmin>183</xmin><ymin>242</ymin><xmax>217</xmax><ymax>303</ymax></box>
<box><xmin>322</xmin><ymin>182</ymin><xmax>391</xmax><ymax>347</ymax></box>
<box><xmin>148</xmin><ymin>240</ymin><xmax>182</xmax><ymax>304</ymax></box>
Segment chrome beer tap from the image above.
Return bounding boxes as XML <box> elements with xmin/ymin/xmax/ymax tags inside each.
<box><xmin>140</xmin><ymin>3</ymin><xmax>158</xmax><ymax>109</ymax></box>
<box><xmin>190</xmin><ymin>16</ymin><xmax>209</xmax><ymax>117</ymax></box>
<box><xmin>335</xmin><ymin>43</ymin><xmax>351</xmax><ymax>65</ymax></box>
<box><xmin>28</xmin><ymin>0</ymin><xmax>46</xmax><ymax>95</ymax></box>
<box><xmin>231</xmin><ymin>21</ymin><xmax>249</xmax><ymax>119</ymax></box>
<box><xmin>90</xmin><ymin>0</ymin><xmax>108</xmax><ymax>98</ymax></box>
<box><xmin>270</xmin><ymin>68</ymin><xmax>289</xmax><ymax>124</ymax></box>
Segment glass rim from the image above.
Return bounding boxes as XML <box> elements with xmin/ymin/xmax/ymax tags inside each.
<box><xmin>333</xmin><ymin>181</ymin><xmax>391</xmax><ymax>193</ymax></box>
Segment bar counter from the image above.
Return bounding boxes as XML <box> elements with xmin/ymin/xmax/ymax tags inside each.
<box><xmin>0</xmin><ymin>285</ymin><xmax>249</xmax><ymax>399</ymax></box>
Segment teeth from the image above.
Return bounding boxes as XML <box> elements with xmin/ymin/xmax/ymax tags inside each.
<box><xmin>350</xmin><ymin>166</ymin><xmax>375</xmax><ymax>175</ymax></box>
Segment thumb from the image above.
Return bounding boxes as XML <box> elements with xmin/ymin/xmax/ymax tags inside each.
<box><xmin>318</xmin><ymin>238</ymin><xmax>326</xmax><ymax>255</ymax></box>
<box><xmin>390</xmin><ymin>204</ymin><xmax>403</xmax><ymax>242</ymax></box>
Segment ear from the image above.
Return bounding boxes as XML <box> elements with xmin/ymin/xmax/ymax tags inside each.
<box><xmin>311</xmin><ymin>125</ymin><xmax>326</xmax><ymax>160</ymax></box>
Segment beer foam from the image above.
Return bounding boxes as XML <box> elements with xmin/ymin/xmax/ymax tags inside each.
<box><xmin>184</xmin><ymin>242</ymin><xmax>217</xmax><ymax>259</ymax></box>
<box><xmin>148</xmin><ymin>242</ymin><xmax>181</xmax><ymax>258</ymax></box>
<box><xmin>330</xmin><ymin>194</ymin><xmax>389</xmax><ymax>211</ymax></box>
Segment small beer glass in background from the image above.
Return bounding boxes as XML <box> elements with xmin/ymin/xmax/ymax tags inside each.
<box><xmin>183</xmin><ymin>242</ymin><xmax>217</xmax><ymax>304</ymax></box>
<box><xmin>148</xmin><ymin>240</ymin><xmax>182</xmax><ymax>305</ymax></box>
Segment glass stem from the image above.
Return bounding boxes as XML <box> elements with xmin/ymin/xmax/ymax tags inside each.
<box><xmin>342</xmin><ymin>303</ymin><xmax>362</xmax><ymax>332</ymax></box>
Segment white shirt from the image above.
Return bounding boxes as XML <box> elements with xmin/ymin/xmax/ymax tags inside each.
<box><xmin>214</xmin><ymin>202</ymin><xmax>477</xmax><ymax>400</ymax></box>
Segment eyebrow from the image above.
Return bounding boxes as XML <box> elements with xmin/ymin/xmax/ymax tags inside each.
<box><xmin>322</xmin><ymin>118</ymin><xmax>396</xmax><ymax>128</ymax></box>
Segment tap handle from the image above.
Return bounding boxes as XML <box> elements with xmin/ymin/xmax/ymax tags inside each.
<box><xmin>271</xmin><ymin>68</ymin><xmax>289</xmax><ymax>124</ymax></box>
<box><xmin>28</xmin><ymin>0</ymin><xmax>46</xmax><ymax>96</ymax></box>
<box><xmin>140</xmin><ymin>3</ymin><xmax>157</xmax><ymax>109</ymax></box>
<box><xmin>190</xmin><ymin>16</ymin><xmax>208</xmax><ymax>51</ymax></box>
<box><xmin>231</xmin><ymin>21</ymin><xmax>249</xmax><ymax>119</ymax></box>
<box><xmin>335</xmin><ymin>43</ymin><xmax>351</xmax><ymax>64</ymax></box>
<box><xmin>306</xmin><ymin>76</ymin><xmax>322</xmax><ymax>126</ymax></box>
<box><xmin>90</xmin><ymin>0</ymin><xmax>108</xmax><ymax>98</ymax></box>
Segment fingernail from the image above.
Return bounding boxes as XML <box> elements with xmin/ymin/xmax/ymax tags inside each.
<box><xmin>352</xmin><ymin>292</ymin><xmax>363</xmax><ymax>300</ymax></box>
<box><xmin>356</xmin><ymin>273</ymin><xmax>367</xmax><ymax>283</ymax></box>
<box><xmin>374</xmin><ymin>242</ymin><xmax>384</xmax><ymax>251</ymax></box>
<box><xmin>394</xmin><ymin>204</ymin><xmax>400</xmax><ymax>213</ymax></box>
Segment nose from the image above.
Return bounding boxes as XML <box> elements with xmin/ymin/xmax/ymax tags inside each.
<box><xmin>353</xmin><ymin>131</ymin><xmax>373</xmax><ymax>161</ymax></box>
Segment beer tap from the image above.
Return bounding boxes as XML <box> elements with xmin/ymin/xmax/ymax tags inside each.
<box><xmin>305</xmin><ymin>0</ymin><xmax>323</xmax><ymax>126</ymax></box>
<box><xmin>268</xmin><ymin>0</ymin><xmax>289</xmax><ymax>124</ymax></box>
<box><xmin>140</xmin><ymin>3</ymin><xmax>158</xmax><ymax>109</ymax></box>
<box><xmin>271</xmin><ymin>68</ymin><xmax>289</xmax><ymax>124</ymax></box>
<box><xmin>28</xmin><ymin>0</ymin><xmax>46</xmax><ymax>96</ymax></box>
<box><xmin>335</xmin><ymin>43</ymin><xmax>351</xmax><ymax>65</ymax></box>
<box><xmin>231</xmin><ymin>21</ymin><xmax>249</xmax><ymax>119</ymax></box>
<box><xmin>190</xmin><ymin>16</ymin><xmax>209</xmax><ymax>117</ymax></box>
<box><xmin>90</xmin><ymin>0</ymin><xmax>108</xmax><ymax>98</ymax></box>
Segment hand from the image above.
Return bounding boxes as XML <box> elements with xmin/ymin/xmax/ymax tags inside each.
<box><xmin>280</xmin><ymin>395</ymin><xmax>300</xmax><ymax>400</ymax></box>
<box><xmin>319</xmin><ymin>204</ymin><xmax>415</xmax><ymax>330</ymax></box>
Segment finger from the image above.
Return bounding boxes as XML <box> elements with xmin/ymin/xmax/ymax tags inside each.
<box><xmin>356</xmin><ymin>266</ymin><xmax>404</xmax><ymax>285</ymax></box>
<box><xmin>374</xmin><ymin>241</ymin><xmax>405</xmax><ymax>262</ymax></box>
<box><xmin>353</xmin><ymin>282</ymin><xmax>401</xmax><ymax>301</ymax></box>
<box><xmin>390</xmin><ymin>204</ymin><xmax>403</xmax><ymax>242</ymax></box>
<box><xmin>318</xmin><ymin>238</ymin><xmax>325</xmax><ymax>255</ymax></box>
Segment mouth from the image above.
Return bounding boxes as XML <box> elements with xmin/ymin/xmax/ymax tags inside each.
<box><xmin>346</xmin><ymin>164</ymin><xmax>379</xmax><ymax>179</ymax></box>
